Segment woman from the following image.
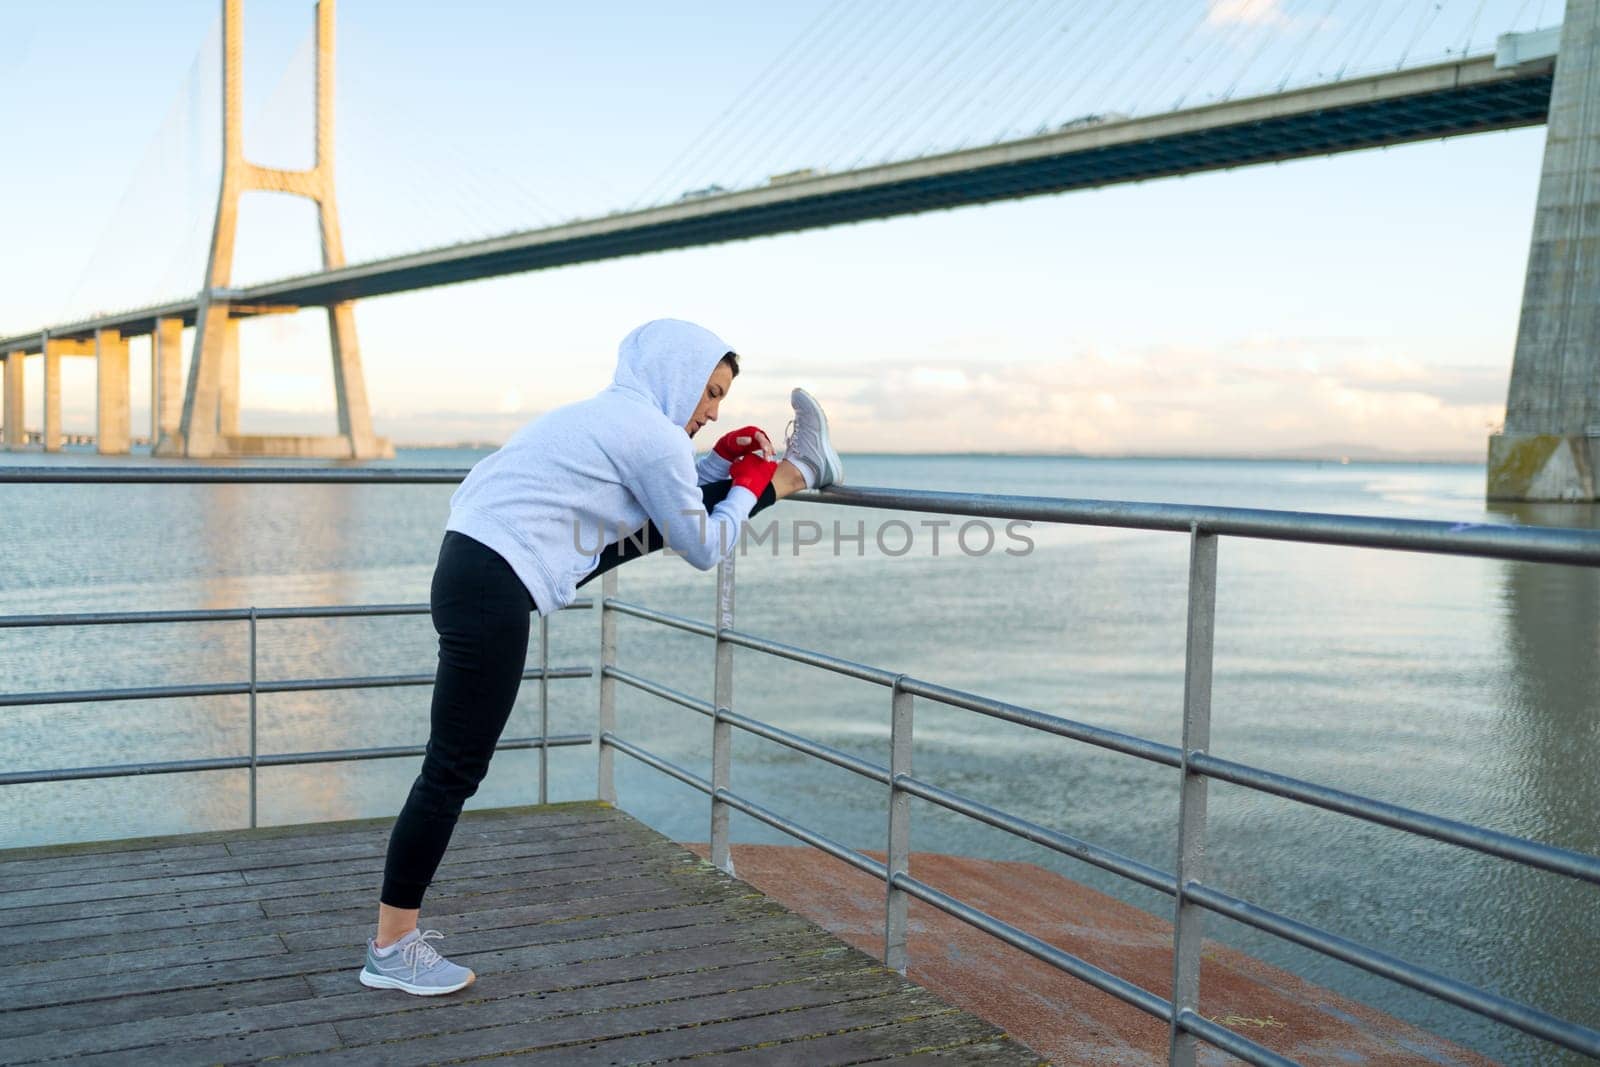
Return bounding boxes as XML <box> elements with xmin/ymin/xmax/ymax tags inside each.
<box><xmin>359</xmin><ymin>318</ymin><xmax>842</xmax><ymax>995</ymax></box>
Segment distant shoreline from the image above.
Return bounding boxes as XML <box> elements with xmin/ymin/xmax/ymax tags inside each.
<box><xmin>392</xmin><ymin>444</ymin><xmax>1484</xmax><ymax>466</ymax></box>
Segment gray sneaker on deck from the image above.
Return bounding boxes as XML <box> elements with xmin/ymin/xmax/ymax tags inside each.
<box><xmin>359</xmin><ymin>929</ymin><xmax>475</xmax><ymax>995</ymax></box>
<box><xmin>783</xmin><ymin>387</ymin><xmax>844</xmax><ymax>488</ymax></box>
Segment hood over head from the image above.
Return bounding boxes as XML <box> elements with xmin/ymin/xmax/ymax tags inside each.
<box><xmin>609</xmin><ymin>319</ymin><xmax>731</xmax><ymax>429</ymax></box>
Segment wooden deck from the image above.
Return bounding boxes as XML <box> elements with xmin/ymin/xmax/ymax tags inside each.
<box><xmin>0</xmin><ymin>802</ymin><xmax>1041</xmax><ymax>1065</ymax></box>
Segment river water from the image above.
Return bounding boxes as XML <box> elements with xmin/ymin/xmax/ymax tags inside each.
<box><xmin>1</xmin><ymin>451</ymin><xmax>1595</xmax><ymax>1064</ymax></box>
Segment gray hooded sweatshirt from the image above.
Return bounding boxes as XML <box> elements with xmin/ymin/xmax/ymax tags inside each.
<box><xmin>445</xmin><ymin>319</ymin><xmax>755</xmax><ymax>616</ymax></box>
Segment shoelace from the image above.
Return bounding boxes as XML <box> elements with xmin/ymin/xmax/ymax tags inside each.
<box><xmin>783</xmin><ymin>418</ymin><xmax>797</xmax><ymax>455</ymax></box>
<box><xmin>398</xmin><ymin>929</ymin><xmax>447</xmax><ymax>978</ymax></box>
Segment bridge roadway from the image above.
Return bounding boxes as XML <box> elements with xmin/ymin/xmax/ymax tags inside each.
<box><xmin>0</xmin><ymin>802</ymin><xmax>1038</xmax><ymax>1065</ymax></box>
<box><xmin>0</xmin><ymin>49</ymin><xmax>1556</xmax><ymax>354</ymax></box>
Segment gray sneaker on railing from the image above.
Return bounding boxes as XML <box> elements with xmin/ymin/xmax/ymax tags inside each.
<box><xmin>359</xmin><ymin>928</ymin><xmax>475</xmax><ymax>995</ymax></box>
<box><xmin>783</xmin><ymin>387</ymin><xmax>844</xmax><ymax>489</ymax></box>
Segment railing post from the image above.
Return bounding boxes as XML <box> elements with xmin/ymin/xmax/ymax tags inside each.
<box><xmin>538</xmin><ymin>613</ymin><xmax>550</xmax><ymax>806</ymax></box>
<box><xmin>248</xmin><ymin>606</ymin><xmax>258</xmax><ymax>829</ymax></box>
<box><xmin>710</xmin><ymin>552</ymin><xmax>735</xmax><ymax>874</ymax></box>
<box><xmin>885</xmin><ymin>676</ymin><xmax>913</xmax><ymax>974</ymax></box>
<box><xmin>1169</xmin><ymin>525</ymin><xmax>1217</xmax><ymax>1065</ymax></box>
<box><xmin>598</xmin><ymin>569</ymin><xmax>617</xmax><ymax>804</ymax></box>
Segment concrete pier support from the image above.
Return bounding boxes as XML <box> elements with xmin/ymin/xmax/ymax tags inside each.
<box><xmin>3</xmin><ymin>350</ymin><xmax>23</xmax><ymax>450</ymax></box>
<box><xmin>1489</xmin><ymin>0</ymin><xmax>1600</xmax><ymax>500</ymax></box>
<box><xmin>95</xmin><ymin>328</ymin><xmax>131</xmax><ymax>455</ymax></box>
<box><xmin>151</xmin><ymin>317</ymin><xmax>183</xmax><ymax>445</ymax></box>
<box><xmin>42</xmin><ymin>337</ymin><xmax>92</xmax><ymax>453</ymax></box>
<box><xmin>43</xmin><ymin>347</ymin><xmax>61</xmax><ymax>453</ymax></box>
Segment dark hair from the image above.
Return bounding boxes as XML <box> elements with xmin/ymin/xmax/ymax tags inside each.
<box><xmin>719</xmin><ymin>351</ymin><xmax>740</xmax><ymax>378</ymax></box>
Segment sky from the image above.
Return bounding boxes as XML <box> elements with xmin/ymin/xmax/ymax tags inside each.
<box><xmin>0</xmin><ymin>0</ymin><xmax>1567</xmax><ymax>458</ymax></box>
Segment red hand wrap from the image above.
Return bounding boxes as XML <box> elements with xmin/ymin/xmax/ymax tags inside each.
<box><xmin>729</xmin><ymin>453</ymin><xmax>779</xmax><ymax>496</ymax></box>
<box><xmin>713</xmin><ymin>425</ymin><xmax>771</xmax><ymax>461</ymax></box>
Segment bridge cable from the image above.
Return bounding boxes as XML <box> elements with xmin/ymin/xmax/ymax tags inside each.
<box><xmin>721</xmin><ymin>0</ymin><xmax>914</xmax><ymax>189</ymax></box>
<box><xmin>631</xmin><ymin>0</ymin><xmax>853</xmax><ymax>207</ymax></box>
<box><xmin>878</xmin><ymin>0</ymin><xmax>1054</xmax><ymax>163</ymax></box>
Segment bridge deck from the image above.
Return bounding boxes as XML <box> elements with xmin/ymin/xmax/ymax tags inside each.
<box><xmin>0</xmin><ymin>803</ymin><xmax>1038</xmax><ymax>1065</ymax></box>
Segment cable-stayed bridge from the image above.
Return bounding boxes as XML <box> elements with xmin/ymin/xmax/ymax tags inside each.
<box><xmin>1</xmin><ymin>1</ymin><xmax>1597</xmax><ymax>500</ymax></box>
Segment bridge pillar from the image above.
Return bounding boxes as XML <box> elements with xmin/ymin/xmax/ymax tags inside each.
<box><xmin>1489</xmin><ymin>0</ymin><xmax>1600</xmax><ymax>500</ymax></box>
<box><xmin>4</xmin><ymin>350</ymin><xmax>23</xmax><ymax>451</ymax></box>
<box><xmin>96</xmin><ymin>328</ymin><xmax>131</xmax><ymax>455</ymax></box>
<box><xmin>163</xmin><ymin>0</ymin><xmax>390</xmax><ymax>460</ymax></box>
<box><xmin>151</xmin><ymin>317</ymin><xmax>183</xmax><ymax>445</ymax></box>
<box><xmin>42</xmin><ymin>345</ymin><xmax>60</xmax><ymax>453</ymax></box>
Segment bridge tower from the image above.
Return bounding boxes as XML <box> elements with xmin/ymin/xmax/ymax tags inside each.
<box><xmin>1489</xmin><ymin>0</ymin><xmax>1600</xmax><ymax>499</ymax></box>
<box><xmin>156</xmin><ymin>0</ymin><xmax>391</xmax><ymax>459</ymax></box>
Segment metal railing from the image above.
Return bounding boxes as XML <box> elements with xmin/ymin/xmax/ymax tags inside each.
<box><xmin>595</xmin><ymin>483</ymin><xmax>1600</xmax><ymax>1067</ymax></box>
<box><xmin>0</xmin><ymin>468</ymin><xmax>593</xmax><ymax>826</ymax></box>
<box><xmin>6</xmin><ymin>467</ymin><xmax>1600</xmax><ymax>1064</ymax></box>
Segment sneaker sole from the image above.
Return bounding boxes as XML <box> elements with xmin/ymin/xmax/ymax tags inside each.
<box><xmin>793</xmin><ymin>389</ymin><xmax>844</xmax><ymax>487</ymax></box>
<box><xmin>359</xmin><ymin>966</ymin><xmax>475</xmax><ymax>996</ymax></box>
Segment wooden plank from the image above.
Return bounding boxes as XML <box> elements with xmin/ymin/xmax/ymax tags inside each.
<box><xmin>0</xmin><ymin>869</ymin><xmax>247</xmax><ymax>912</ymax></box>
<box><xmin>674</xmin><ymin>1018</ymin><xmax>1044</xmax><ymax>1065</ymax></box>
<box><xmin>0</xmin><ymin>975</ymin><xmax>314</xmax><ymax>1042</ymax></box>
<box><xmin>877</xmin><ymin>1042</ymin><xmax>1048</xmax><ymax>1064</ymax></box>
<box><xmin>257</xmin><ymin>853</ymin><xmax>702</xmax><ymax>917</ymax></box>
<box><xmin>12</xmin><ymin>932</ymin><xmax>287</xmax><ymax>985</ymax></box>
<box><xmin>0</xmin><ymin>935</ymin><xmax>846</xmax><ymax>1055</ymax></box>
<box><xmin>1</xmin><ymin>843</ymin><xmax>672</xmax><ymax>926</ymax></box>
<box><xmin>0</xmin><ymin>901</ymin><xmax>267</xmax><ymax>951</ymax></box>
<box><xmin>222</xmin><ymin>799</ymin><xmax>620</xmax><ymax>857</ymax></box>
<box><xmin>13</xmin><ymin>883</ymin><xmax>716</xmax><ymax>967</ymax></box>
<box><xmin>43</xmin><ymin>1021</ymin><xmax>346</xmax><ymax>1067</ymax></box>
<box><xmin>1</xmin><ymin>813</ymin><xmax>647</xmax><ymax>891</ymax></box>
<box><xmin>282</xmin><ymin>971</ymin><xmax>912</xmax><ymax>1067</ymax></box>
<box><xmin>0</xmin><ymin>842</ymin><xmax>232</xmax><ymax>879</ymax></box>
<box><xmin>0</xmin><ymin>801</ymin><xmax>612</xmax><ymax>869</ymax></box>
<box><xmin>7</xmin><ymin>899</ymin><xmax>810</xmax><ymax>1011</ymax></box>
<box><xmin>237</xmin><ymin>829</ymin><xmax>651</xmax><ymax>887</ymax></box>
<box><xmin>298</xmin><ymin>909</ymin><xmax>818</xmax><ymax>997</ymax></box>
<box><xmin>334</xmin><ymin>952</ymin><xmax>872</xmax><ymax>1048</ymax></box>
<box><xmin>492</xmin><ymin>993</ymin><xmax>961</xmax><ymax>1065</ymax></box>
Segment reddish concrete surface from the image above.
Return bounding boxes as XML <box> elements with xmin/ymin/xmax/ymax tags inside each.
<box><xmin>684</xmin><ymin>843</ymin><xmax>1495</xmax><ymax>1066</ymax></box>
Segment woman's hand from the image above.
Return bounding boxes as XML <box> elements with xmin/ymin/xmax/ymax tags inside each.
<box><xmin>729</xmin><ymin>453</ymin><xmax>779</xmax><ymax>496</ymax></box>
<box><xmin>713</xmin><ymin>425</ymin><xmax>773</xmax><ymax>461</ymax></box>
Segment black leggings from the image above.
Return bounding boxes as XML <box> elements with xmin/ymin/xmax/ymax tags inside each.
<box><xmin>380</xmin><ymin>479</ymin><xmax>777</xmax><ymax>908</ymax></box>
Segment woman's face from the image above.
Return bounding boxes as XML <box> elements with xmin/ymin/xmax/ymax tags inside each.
<box><xmin>685</xmin><ymin>362</ymin><xmax>734</xmax><ymax>437</ymax></box>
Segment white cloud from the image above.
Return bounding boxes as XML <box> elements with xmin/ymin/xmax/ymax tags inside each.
<box><xmin>819</xmin><ymin>339</ymin><xmax>1503</xmax><ymax>459</ymax></box>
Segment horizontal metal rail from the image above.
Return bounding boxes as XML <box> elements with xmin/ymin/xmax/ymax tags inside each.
<box><xmin>7</xmin><ymin>466</ymin><xmax>1600</xmax><ymax>566</ymax></box>
<box><xmin>612</xmin><ymin>612</ymin><xmax>1184</xmax><ymax>770</ymax></box>
<box><xmin>602</xmin><ymin>728</ymin><xmax>888</xmax><ymax>880</ymax></box>
<box><xmin>601</xmin><ymin>733</ymin><xmax>713</xmax><ymax>794</ymax></box>
<box><xmin>899</xmin><ymin>676</ymin><xmax>1184</xmax><ymax>768</ymax></box>
<box><xmin>0</xmin><ymin>667</ymin><xmax>592</xmax><ymax>709</ymax></box>
<box><xmin>892</xmin><ymin>872</ymin><xmax>1171</xmax><ymax>1020</ymax></box>
<box><xmin>603</xmin><ymin>667</ymin><xmax>715</xmax><ymax>718</ymax></box>
<box><xmin>720</xmin><ymin>708</ymin><xmax>892</xmax><ymax>786</ymax></box>
<box><xmin>0</xmin><ymin>466</ymin><xmax>467</xmax><ymax>485</ymax></box>
<box><xmin>889</xmin><ymin>873</ymin><xmax>1293</xmax><ymax>1067</ymax></box>
<box><xmin>0</xmin><ymin>599</ymin><xmax>591</xmax><ymax>629</ymax></box>
<box><xmin>1185</xmin><ymin>882</ymin><xmax>1600</xmax><ymax>1058</ymax></box>
<box><xmin>714</xmin><ymin>785</ymin><xmax>890</xmax><ymax>881</ymax></box>
<box><xmin>604</xmin><ymin>666</ymin><xmax>890</xmax><ymax>785</ymax></box>
<box><xmin>809</xmin><ymin>484</ymin><xmax>1600</xmax><ymax>568</ymax></box>
<box><xmin>604</xmin><ymin>599</ymin><xmax>717</xmax><ymax>638</ymax></box>
<box><xmin>718</xmin><ymin>627</ymin><xmax>903</xmax><ymax>687</ymax></box>
<box><xmin>1190</xmin><ymin>752</ymin><xmax>1600</xmax><ymax>886</ymax></box>
<box><xmin>0</xmin><ymin>734</ymin><xmax>593</xmax><ymax>787</ymax></box>
<box><xmin>896</xmin><ymin>773</ymin><xmax>1175</xmax><ymax>895</ymax></box>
